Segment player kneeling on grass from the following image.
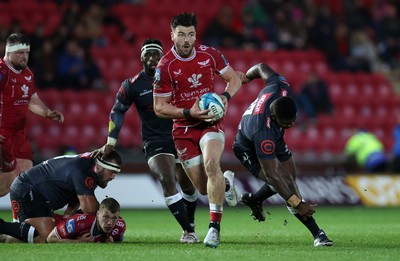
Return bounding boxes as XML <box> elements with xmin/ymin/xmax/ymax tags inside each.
<box><xmin>47</xmin><ymin>197</ymin><xmax>126</xmax><ymax>243</ymax></box>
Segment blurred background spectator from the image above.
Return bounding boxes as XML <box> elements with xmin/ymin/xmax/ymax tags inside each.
<box><xmin>391</xmin><ymin>116</ymin><xmax>400</xmax><ymax>173</ymax></box>
<box><xmin>294</xmin><ymin>71</ymin><xmax>333</xmax><ymax>126</ymax></box>
<box><xmin>344</xmin><ymin>129</ymin><xmax>388</xmax><ymax>173</ymax></box>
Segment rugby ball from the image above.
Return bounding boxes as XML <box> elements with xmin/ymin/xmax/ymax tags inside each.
<box><xmin>198</xmin><ymin>92</ymin><xmax>225</xmax><ymax>122</ymax></box>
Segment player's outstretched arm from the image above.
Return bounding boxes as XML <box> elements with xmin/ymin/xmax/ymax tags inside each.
<box><xmin>259</xmin><ymin>158</ymin><xmax>315</xmax><ymax>217</ymax></box>
<box><xmin>28</xmin><ymin>93</ymin><xmax>64</xmax><ymax>123</ymax></box>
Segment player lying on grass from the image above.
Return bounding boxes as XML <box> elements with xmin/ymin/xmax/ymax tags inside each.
<box><xmin>1</xmin><ymin>198</ymin><xmax>125</xmax><ymax>243</ymax></box>
<box><xmin>47</xmin><ymin>197</ymin><xmax>126</xmax><ymax>243</ymax></box>
<box><xmin>234</xmin><ymin>63</ymin><xmax>333</xmax><ymax>247</ymax></box>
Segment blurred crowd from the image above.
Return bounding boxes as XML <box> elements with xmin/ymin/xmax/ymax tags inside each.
<box><xmin>203</xmin><ymin>0</ymin><xmax>400</xmax><ymax>73</ymax></box>
<box><xmin>0</xmin><ymin>1</ymin><xmax>133</xmax><ymax>90</ymax></box>
<box><xmin>0</xmin><ymin>0</ymin><xmax>399</xmax><ymax>89</ymax></box>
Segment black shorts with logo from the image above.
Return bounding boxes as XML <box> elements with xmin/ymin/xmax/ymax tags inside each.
<box><xmin>10</xmin><ymin>178</ymin><xmax>53</xmax><ymax>221</ymax></box>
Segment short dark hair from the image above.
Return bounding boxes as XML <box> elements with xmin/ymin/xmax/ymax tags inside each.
<box><xmin>99</xmin><ymin>197</ymin><xmax>120</xmax><ymax>213</ymax></box>
<box><xmin>170</xmin><ymin>12</ymin><xmax>197</xmax><ymax>29</ymax></box>
<box><xmin>141</xmin><ymin>38</ymin><xmax>162</xmax><ymax>48</ymax></box>
<box><xmin>6</xmin><ymin>33</ymin><xmax>30</xmax><ymax>46</ymax></box>
<box><xmin>271</xmin><ymin>96</ymin><xmax>297</xmax><ymax>120</ymax></box>
<box><xmin>102</xmin><ymin>150</ymin><xmax>122</xmax><ymax>169</ymax></box>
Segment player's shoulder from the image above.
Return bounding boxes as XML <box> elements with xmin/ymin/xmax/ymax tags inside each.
<box><xmin>124</xmin><ymin>72</ymin><xmax>143</xmax><ymax>87</ymax></box>
<box><xmin>195</xmin><ymin>44</ymin><xmax>222</xmax><ymax>55</ymax></box>
<box><xmin>75</xmin><ymin>214</ymin><xmax>96</xmax><ymax>225</ymax></box>
<box><xmin>0</xmin><ymin>59</ymin><xmax>9</xmax><ymax>76</ymax></box>
<box><xmin>158</xmin><ymin>50</ymin><xmax>175</xmax><ymax>67</ymax></box>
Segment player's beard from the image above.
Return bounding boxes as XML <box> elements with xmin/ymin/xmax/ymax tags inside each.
<box><xmin>97</xmin><ymin>170</ymin><xmax>109</xmax><ymax>188</ymax></box>
<box><xmin>177</xmin><ymin>42</ymin><xmax>193</xmax><ymax>58</ymax></box>
<box><xmin>12</xmin><ymin>60</ymin><xmax>27</xmax><ymax>70</ymax></box>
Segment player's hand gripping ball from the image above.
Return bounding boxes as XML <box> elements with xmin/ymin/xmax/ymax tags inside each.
<box><xmin>198</xmin><ymin>92</ymin><xmax>225</xmax><ymax>122</ymax></box>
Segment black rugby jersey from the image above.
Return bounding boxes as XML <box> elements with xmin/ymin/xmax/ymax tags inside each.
<box><xmin>236</xmin><ymin>74</ymin><xmax>293</xmax><ymax>159</ymax></box>
<box><xmin>110</xmin><ymin>71</ymin><xmax>173</xmax><ymax>144</ymax></box>
<box><xmin>11</xmin><ymin>153</ymin><xmax>99</xmax><ymax>210</ymax></box>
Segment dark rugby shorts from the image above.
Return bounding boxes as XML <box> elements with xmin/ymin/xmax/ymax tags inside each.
<box><xmin>10</xmin><ymin>186</ymin><xmax>53</xmax><ymax>222</ymax></box>
<box><xmin>143</xmin><ymin>140</ymin><xmax>177</xmax><ymax>161</ymax></box>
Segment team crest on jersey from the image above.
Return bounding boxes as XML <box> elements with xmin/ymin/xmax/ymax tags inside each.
<box><xmin>24</xmin><ymin>76</ymin><xmax>32</xmax><ymax>81</ymax></box>
<box><xmin>85</xmin><ymin>177</ymin><xmax>95</xmax><ymax>189</ymax></box>
<box><xmin>260</xmin><ymin>140</ymin><xmax>275</xmax><ymax>155</ymax></box>
<box><xmin>188</xmin><ymin>74</ymin><xmax>202</xmax><ymax>88</ymax></box>
<box><xmin>21</xmin><ymin>84</ymin><xmax>29</xmax><ymax>98</ymax></box>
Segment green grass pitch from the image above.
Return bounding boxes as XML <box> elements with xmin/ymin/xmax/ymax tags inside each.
<box><xmin>0</xmin><ymin>206</ymin><xmax>399</xmax><ymax>261</ymax></box>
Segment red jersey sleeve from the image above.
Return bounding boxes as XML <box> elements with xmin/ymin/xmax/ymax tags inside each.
<box><xmin>111</xmin><ymin>217</ymin><xmax>126</xmax><ymax>242</ymax></box>
<box><xmin>53</xmin><ymin>214</ymin><xmax>95</xmax><ymax>239</ymax></box>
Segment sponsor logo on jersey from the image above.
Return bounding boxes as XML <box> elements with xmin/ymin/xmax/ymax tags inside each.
<box><xmin>140</xmin><ymin>89</ymin><xmax>152</xmax><ymax>96</ymax></box>
<box><xmin>112</xmin><ymin>228</ymin><xmax>119</xmax><ymax>236</ymax></box>
<box><xmin>21</xmin><ymin>84</ymin><xmax>29</xmax><ymax>98</ymax></box>
<box><xmin>188</xmin><ymin>74</ymin><xmax>202</xmax><ymax>88</ymax></box>
<box><xmin>176</xmin><ymin>148</ymin><xmax>187</xmax><ymax>155</ymax></box>
<box><xmin>173</xmin><ymin>69</ymin><xmax>182</xmax><ymax>76</ymax></box>
<box><xmin>77</xmin><ymin>215</ymin><xmax>87</xmax><ymax>221</ymax></box>
<box><xmin>66</xmin><ymin>219</ymin><xmax>76</xmax><ymax>234</ymax></box>
<box><xmin>254</xmin><ymin>93</ymin><xmax>271</xmax><ymax>115</ymax></box>
<box><xmin>197</xmin><ymin>59</ymin><xmax>210</xmax><ymax>67</ymax></box>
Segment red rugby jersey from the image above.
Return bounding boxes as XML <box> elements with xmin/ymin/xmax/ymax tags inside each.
<box><xmin>53</xmin><ymin>214</ymin><xmax>126</xmax><ymax>243</ymax></box>
<box><xmin>153</xmin><ymin>44</ymin><xmax>229</xmax><ymax>127</ymax></box>
<box><xmin>0</xmin><ymin>58</ymin><xmax>37</xmax><ymax>135</ymax></box>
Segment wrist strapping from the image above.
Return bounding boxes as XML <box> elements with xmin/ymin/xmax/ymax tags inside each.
<box><xmin>221</xmin><ymin>92</ymin><xmax>231</xmax><ymax>101</ymax></box>
<box><xmin>287</xmin><ymin>194</ymin><xmax>302</xmax><ymax>208</ymax></box>
<box><xmin>183</xmin><ymin>108</ymin><xmax>191</xmax><ymax>118</ymax></box>
<box><xmin>107</xmin><ymin>137</ymin><xmax>117</xmax><ymax>146</ymax></box>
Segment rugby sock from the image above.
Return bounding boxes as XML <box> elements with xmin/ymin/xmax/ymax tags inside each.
<box><xmin>181</xmin><ymin>192</ymin><xmax>198</xmax><ymax>226</ymax></box>
<box><xmin>253</xmin><ymin>184</ymin><xmax>277</xmax><ymax>202</ymax></box>
<box><xmin>209</xmin><ymin>203</ymin><xmax>223</xmax><ymax>231</ymax></box>
<box><xmin>0</xmin><ymin>220</ymin><xmax>38</xmax><ymax>243</ymax></box>
<box><xmin>165</xmin><ymin>193</ymin><xmax>194</xmax><ymax>233</ymax></box>
<box><xmin>294</xmin><ymin>214</ymin><xmax>320</xmax><ymax>237</ymax></box>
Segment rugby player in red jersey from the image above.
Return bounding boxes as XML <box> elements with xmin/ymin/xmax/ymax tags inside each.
<box><xmin>47</xmin><ymin>198</ymin><xmax>126</xmax><ymax>243</ymax></box>
<box><xmin>0</xmin><ymin>33</ymin><xmax>64</xmax><ymax>198</ymax></box>
<box><xmin>153</xmin><ymin>13</ymin><xmax>242</xmax><ymax>248</ymax></box>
